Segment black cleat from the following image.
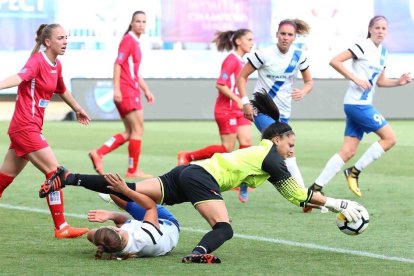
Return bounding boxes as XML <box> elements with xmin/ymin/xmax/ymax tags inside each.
<box><xmin>182</xmin><ymin>254</ymin><xmax>221</xmax><ymax>264</ymax></box>
<box><xmin>39</xmin><ymin>166</ymin><xmax>69</xmax><ymax>198</ymax></box>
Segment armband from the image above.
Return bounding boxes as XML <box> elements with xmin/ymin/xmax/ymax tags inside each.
<box><xmin>241</xmin><ymin>96</ymin><xmax>250</xmax><ymax>106</ymax></box>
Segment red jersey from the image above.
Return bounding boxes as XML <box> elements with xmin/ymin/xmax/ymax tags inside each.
<box><xmin>8</xmin><ymin>52</ymin><xmax>66</xmax><ymax>134</ymax></box>
<box><xmin>115</xmin><ymin>31</ymin><xmax>142</xmax><ymax>97</ymax></box>
<box><xmin>214</xmin><ymin>52</ymin><xmax>245</xmax><ymax>113</ymax></box>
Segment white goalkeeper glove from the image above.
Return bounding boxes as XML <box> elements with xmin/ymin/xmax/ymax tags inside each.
<box><xmin>324</xmin><ymin>197</ymin><xmax>364</xmax><ymax>222</ymax></box>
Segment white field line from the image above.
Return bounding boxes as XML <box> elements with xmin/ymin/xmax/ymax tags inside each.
<box><xmin>1</xmin><ymin>203</ymin><xmax>413</xmax><ymax>264</ymax></box>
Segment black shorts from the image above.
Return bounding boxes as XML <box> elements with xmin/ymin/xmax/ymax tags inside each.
<box><xmin>158</xmin><ymin>165</ymin><xmax>223</xmax><ymax>206</ymax></box>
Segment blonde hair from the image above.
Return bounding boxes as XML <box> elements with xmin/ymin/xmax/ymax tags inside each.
<box><xmin>31</xmin><ymin>23</ymin><xmax>61</xmax><ymax>55</ymax></box>
<box><xmin>93</xmin><ymin>227</ymin><xmax>137</xmax><ymax>260</ymax></box>
<box><xmin>278</xmin><ymin>19</ymin><xmax>310</xmax><ymax>36</ymax></box>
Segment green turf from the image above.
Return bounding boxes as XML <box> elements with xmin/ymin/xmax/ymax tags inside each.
<box><xmin>0</xmin><ymin>120</ymin><xmax>413</xmax><ymax>275</ymax></box>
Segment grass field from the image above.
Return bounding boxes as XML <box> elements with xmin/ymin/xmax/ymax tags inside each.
<box><xmin>0</xmin><ymin>120</ymin><xmax>413</xmax><ymax>275</ymax></box>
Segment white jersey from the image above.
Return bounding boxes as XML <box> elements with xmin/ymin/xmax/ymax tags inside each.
<box><xmin>344</xmin><ymin>38</ymin><xmax>388</xmax><ymax>105</ymax></box>
<box><xmin>247</xmin><ymin>45</ymin><xmax>309</xmax><ymax>119</ymax></box>
<box><xmin>120</xmin><ymin>219</ymin><xmax>179</xmax><ymax>257</ymax></box>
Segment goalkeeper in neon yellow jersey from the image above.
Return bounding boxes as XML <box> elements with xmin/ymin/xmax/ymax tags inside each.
<box><xmin>40</xmin><ymin>91</ymin><xmax>366</xmax><ymax>264</ymax></box>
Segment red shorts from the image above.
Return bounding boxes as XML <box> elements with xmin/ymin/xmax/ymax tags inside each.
<box><xmin>9</xmin><ymin>130</ymin><xmax>49</xmax><ymax>158</ymax></box>
<box><xmin>115</xmin><ymin>95</ymin><xmax>142</xmax><ymax>118</ymax></box>
<box><xmin>214</xmin><ymin>111</ymin><xmax>251</xmax><ymax>135</ymax></box>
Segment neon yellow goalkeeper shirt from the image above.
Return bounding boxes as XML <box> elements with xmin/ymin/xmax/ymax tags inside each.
<box><xmin>192</xmin><ymin>139</ymin><xmax>311</xmax><ymax>207</ymax></box>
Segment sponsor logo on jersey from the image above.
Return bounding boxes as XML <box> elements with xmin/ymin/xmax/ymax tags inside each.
<box><xmin>38</xmin><ymin>99</ymin><xmax>49</xmax><ymax>108</ymax></box>
<box><xmin>266</xmin><ymin>74</ymin><xmax>290</xmax><ymax>80</ymax></box>
<box><xmin>19</xmin><ymin>68</ymin><xmax>28</xmax><ymax>74</ymax></box>
<box><xmin>50</xmin><ymin>70</ymin><xmax>57</xmax><ymax>74</ymax></box>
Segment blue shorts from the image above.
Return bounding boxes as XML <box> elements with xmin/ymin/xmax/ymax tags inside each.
<box><xmin>125</xmin><ymin>202</ymin><xmax>180</xmax><ymax>230</ymax></box>
<box><xmin>254</xmin><ymin>113</ymin><xmax>289</xmax><ymax>133</ymax></box>
<box><xmin>344</xmin><ymin>104</ymin><xmax>388</xmax><ymax>140</ymax></box>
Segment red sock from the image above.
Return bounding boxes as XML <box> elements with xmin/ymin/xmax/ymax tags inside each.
<box><xmin>239</xmin><ymin>144</ymin><xmax>251</xmax><ymax>149</ymax></box>
<box><xmin>128</xmin><ymin>139</ymin><xmax>141</xmax><ymax>173</ymax></box>
<box><xmin>45</xmin><ymin>170</ymin><xmax>66</xmax><ymax>229</ymax></box>
<box><xmin>0</xmin><ymin>173</ymin><xmax>14</xmax><ymax>198</ymax></box>
<box><xmin>97</xmin><ymin>133</ymin><xmax>126</xmax><ymax>156</ymax></box>
<box><xmin>188</xmin><ymin>145</ymin><xmax>227</xmax><ymax>161</ymax></box>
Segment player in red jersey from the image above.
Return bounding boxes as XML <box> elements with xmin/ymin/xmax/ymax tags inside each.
<box><xmin>177</xmin><ymin>29</ymin><xmax>254</xmax><ymax>202</ymax></box>
<box><xmin>89</xmin><ymin>11</ymin><xmax>154</xmax><ymax>179</ymax></box>
<box><xmin>0</xmin><ymin>24</ymin><xmax>90</xmax><ymax>238</ymax></box>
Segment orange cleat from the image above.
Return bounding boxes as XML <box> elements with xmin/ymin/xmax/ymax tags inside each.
<box><xmin>55</xmin><ymin>225</ymin><xmax>89</xmax><ymax>239</ymax></box>
<box><xmin>126</xmin><ymin>169</ymin><xmax>153</xmax><ymax>179</ymax></box>
<box><xmin>177</xmin><ymin>151</ymin><xmax>191</xmax><ymax>166</ymax></box>
<box><xmin>89</xmin><ymin>150</ymin><xmax>104</xmax><ymax>175</ymax></box>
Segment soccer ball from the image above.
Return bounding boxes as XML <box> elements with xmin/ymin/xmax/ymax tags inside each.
<box><xmin>336</xmin><ymin>205</ymin><xmax>369</xmax><ymax>235</ymax></box>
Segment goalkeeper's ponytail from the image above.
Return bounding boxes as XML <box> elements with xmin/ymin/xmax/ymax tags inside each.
<box><xmin>250</xmin><ymin>90</ymin><xmax>294</xmax><ymax>140</ymax></box>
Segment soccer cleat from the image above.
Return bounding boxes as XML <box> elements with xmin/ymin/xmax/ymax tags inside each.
<box><xmin>98</xmin><ymin>193</ymin><xmax>123</xmax><ymax>210</ymax></box>
<box><xmin>89</xmin><ymin>150</ymin><xmax>104</xmax><ymax>175</ymax></box>
<box><xmin>238</xmin><ymin>184</ymin><xmax>249</xmax><ymax>203</ymax></box>
<box><xmin>344</xmin><ymin>167</ymin><xmax>362</xmax><ymax>197</ymax></box>
<box><xmin>39</xmin><ymin>166</ymin><xmax>69</xmax><ymax>198</ymax></box>
<box><xmin>98</xmin><ymin>193</ymin><xmax>115</xmax><ymax>204</ymax></box>
<box><xmin>302</xmin><ymin>205</ymin><xmax>313</xmax><ymax>213</ymax></box>
<box><xmin>182</xmin><ymin>254</ymin><xmax>221</xmax><ymax>264</ymax></box>
<box><xmin>177</xmin><ymin>151</ymin><xmax>191</xmax><ymax>166</ymax></box>
<box><xmin>126</xmin><ymin>169</ymin><xmax>153</xmax><ymax>179</ymax></box>
<box><xmin>55</xmin><ymin>225</ymin><xmax>89</xmax><ymax>239</ymax></box>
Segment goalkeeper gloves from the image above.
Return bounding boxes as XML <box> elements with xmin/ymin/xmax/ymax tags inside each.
<box><xmin>324</xmin><ymin>197</ymin><xmax>364</xmax><ymax>222</ymax></box>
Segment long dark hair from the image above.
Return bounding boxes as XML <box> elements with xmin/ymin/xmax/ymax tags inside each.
<box><xmin>250</xmin><ymin>90</ymin><xmax>295</xmax><ymax>140</ymax></box>
<box><xmin>124</xmin><ymin>10</ymin><xmax>146</xmax><ymax>35</ymax></box>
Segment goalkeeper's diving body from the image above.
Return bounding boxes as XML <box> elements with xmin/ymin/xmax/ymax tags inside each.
<box><xmin>39</xmin><ymin>91</ymin><xmax>365</xmax><ymax>264</ymax></box>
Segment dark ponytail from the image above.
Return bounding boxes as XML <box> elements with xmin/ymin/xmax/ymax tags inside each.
<box><xmin>212</xmin><ymin>28</ymin><xmax>252</xmax><ymax>52</ymax></box>
<box><xmin>250</xmin><ymin>90</ymin><xmax>294</xmax><ymax>140</ymax></box>
<box><xmin>124</xmin><ymin>11</ymin><xmax>146</xmax><ymax>35</ymax></box>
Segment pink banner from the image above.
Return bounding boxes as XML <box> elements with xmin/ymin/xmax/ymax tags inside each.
<box><xmin>161</xmin><ymin>0</ymin><xmax>271</xmax><ymax>43</ymax></box>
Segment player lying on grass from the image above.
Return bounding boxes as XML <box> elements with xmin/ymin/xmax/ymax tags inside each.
<box><xmin>39</xmin><ymin>91</ymin><xmax>365</xmax><ymax>264</ymax></box>
<box><xmin>87</xmin><ymin>183</ymin><xmax>179</xmax><ymax>260</ymax></box>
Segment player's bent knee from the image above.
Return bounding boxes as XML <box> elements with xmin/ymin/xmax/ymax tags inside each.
<box><xmin>213</xmin><ymin>222</ymin><xmax>233</xmax><ymax>241</ymax></box>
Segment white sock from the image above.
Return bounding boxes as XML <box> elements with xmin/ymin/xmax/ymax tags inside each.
<box><xmin>354</xmin><ymin>141</ymin><xmax>385</xmax><ymax>171</ymax></box>
<box><xmin>285</xmin><ymin>157</ymin><xmax>305</xmax><ymax>188</ymax></box>
<box><xmin>314</xmin><ymin>153</ymin><xmax>345</xmax><ymax>187</ymax></box>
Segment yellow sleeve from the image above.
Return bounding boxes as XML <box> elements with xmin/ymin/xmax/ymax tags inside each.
<box><xmin>271</xmin><ymin>177</ymin><xmax>312</xmax><ymax>207</ymax></box>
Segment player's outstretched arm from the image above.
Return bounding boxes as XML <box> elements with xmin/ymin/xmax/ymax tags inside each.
<box><xmin>309</xmin><ymin>192</ymin><xmax>364</xmax><ymax>223</ymax></box>
<box><xmin>104</xmin><ymin>173</ymin><xmax>159</xmax><ymax>229</ymax></box>
<box><xmin>87</xmin><ymin>209</ymin><xmax>129</xmax><ymax>226</ymax></box>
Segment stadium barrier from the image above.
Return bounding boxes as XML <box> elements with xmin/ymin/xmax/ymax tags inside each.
<box><xmin>0</xmin><ymin>78</ymin><xmax>412</xmax><ymax>121</ymax></box>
